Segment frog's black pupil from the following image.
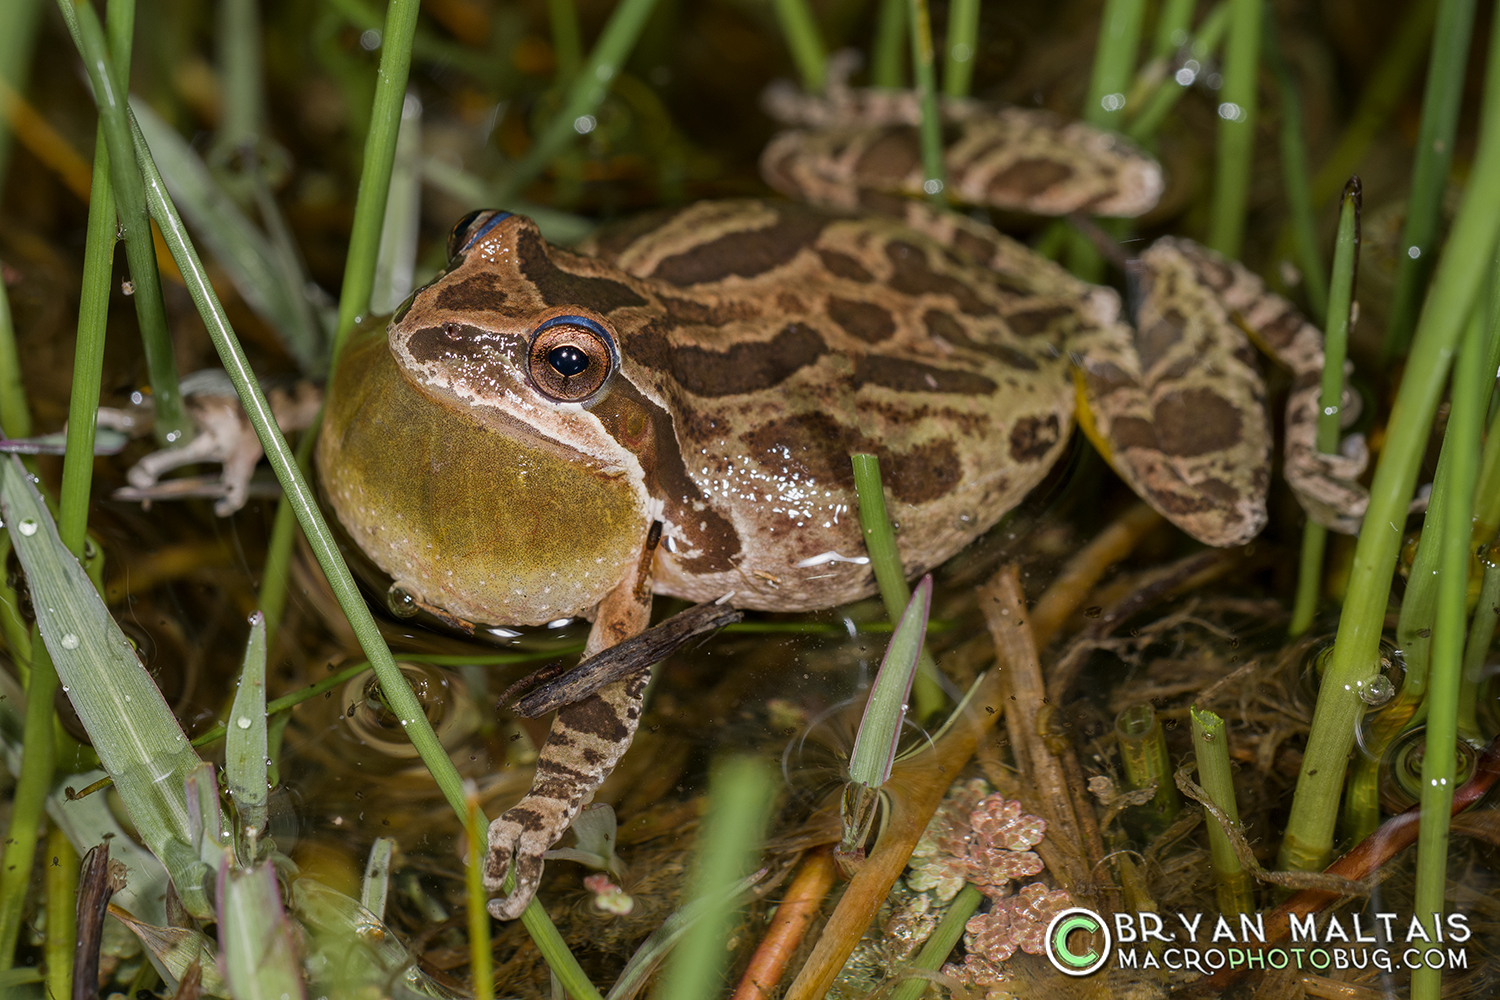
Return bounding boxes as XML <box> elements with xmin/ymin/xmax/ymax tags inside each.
<box><xmin>547</xmin><ymin>344</ymin><xmax>590</xmax><ymax>377</ymax></box>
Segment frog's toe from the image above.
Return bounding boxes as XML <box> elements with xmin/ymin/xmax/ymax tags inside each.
<box><xmin>1286</xmin><ymin>433</ymin><xmax>1369</xmax><ymax>535</ymax></box>
<box><xmin>484</xmin><ymin>813</ymin><xmax>550</xmax><ymax>920</ymax></box>
<box><xmin>1117</xmin><ymin>451</ymin><xmax>1268</xmax><ymax>546</ymax></box>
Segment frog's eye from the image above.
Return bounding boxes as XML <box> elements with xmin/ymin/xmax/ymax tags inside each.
<box><xmin>527</xmin><ymin>315</ymin><xmax>617</xmax><ymax>403</ymax></box>
<box><xmin>447</xmin><ymin>209</ymin><xmax>513</xmax><ymax>261</ymax></box>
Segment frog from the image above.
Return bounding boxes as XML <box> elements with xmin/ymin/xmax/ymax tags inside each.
<box><xmin>314</xmin><ymin>86</ymin><xmax>1368</xmax><ymax>920</ymax></box>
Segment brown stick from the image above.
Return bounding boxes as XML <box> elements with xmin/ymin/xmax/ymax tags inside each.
<box><xmin>1028</xmin><ymin>502</ymin><xmax>1164</xmax><ymax>648</ymax></box>
<box><xmin>730</xmin><ymin>849</ymin><xmax>837</xmax><ymax>1000</ymax></box>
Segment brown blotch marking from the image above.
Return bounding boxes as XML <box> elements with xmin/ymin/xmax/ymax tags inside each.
<box><xmin>649</xmin><ymin>205</ymin><xmax>829</xmax><ymax>285</ymax></box>
<box><xmin>952</xmin><ymin>229</ymin><xmax>999</xmax><ymax>266</ymax></box>
<box><xmin>987</xmin><ymin>158</ymin><xmax>1074</xmax><ymax>202</ymax></box>
<box><xmin>885</xmin><ymin>241</ymin><xmax>995</xmax><ymax>316</ymax></box>
<box><xmin>556</xmin><ymin>693</ymin><xmax>631</xmax><ymax>744</ymax></box>
<box><xmin>818</xmin><ymin>248</ymin><xmax>875</xmax><ymax>282</ymax></box>
<box><xmin>855</xmin><ymin>125</ymin><xmax>922</xmax><ymax>181</ymax></box>
<box><xmin>1004</xmin><ymin>304</ymin><xmax>1074</xmax><ymax>337</ymax></box>
<box><xmin>1254</xmin><ymin>307</ymin><xmax>1306</xmax><ymax>352</ymax></box>
<box><xmin>1151</xmin><ymin>481</ymin><xmax>1246</xmax><ymax>517</ymax></box>
<box><xmin>883</xmin><ymin>439</ymin><xmax>963</xmax><ymax>505</ymax></box>
<box><xmin>1110</xmin><ymin>415</ymin><xmax>1157</xmax><ymax>451</ymax></box>
<box><xmin>1136</xmin><ymin>309</ymin><xmax>1185</xmax><ymax>371</ymax></box>
<box><xmin>854</xmin><ymin>355</ymin><xmax>998</xmax><ymax>395</ymax></box>
<box><xmin>859</xmin><ymin>189</ymin><xmax>915</xmax><ymax>216</ymax></box>
<box><xmin>403</xmin><ymin>324</ymin><xmax>493</xmax><ymax>365</ymax></box>
<box><xmin>923</xmin><ymin>309</ymin><xmax>1039</xmax><ymax>370</ymax></box>
<box><xmin>1153</xmin><ymin>387</ymin><xmax>1243</xmax><ymax>457</ymax></box>
<box><xmin>1191</xmin><ymin>255</ymin><xmax>1236</xmax><ymax>291</ymax></box>
<box><xmin>628</xmin><ymin>323</ymin><xmax>827</xmax><ymax>397</ymax></box>
<box><xmin>517</xmin><ymin>226</ymin><xmax>648</xmax><ymax>312</ymax></box>
<box><xmin>828</xmin><ymin>296</ymin><xmax>897</xmax><ymax>344</ymax></box>
<box><xmin>500</xmin><ymin>806</ymin><xmax>547</xmax><ymax>832</ymax></box>
<box><xmin>1009</xmin><ymin>413</ymin><xmax>1061</xmax><ymax>462</ymax></box>
<box><xmin>591</xmin><ymin>382</ymin><xmax>741</xmax><ymax>574</ymax></box>
<box><xmin>433</xmin><ymin>272</ymin><xmax>509</xmax><ymax>312</ymax></box>
<box><xmin>659</xmin><ymin>294</ymin><xmax>761</xmax><ymax>327</ymax></box>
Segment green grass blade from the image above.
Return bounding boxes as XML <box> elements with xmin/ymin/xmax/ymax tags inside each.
<box><xmin>225</xmin><ymin>613</ymin><xmax>269</xmax><ymax>838</ymax></box>
<box><xmin>1150</xmin><ymin>0</ymin><xmax>1198</xmax><ymax>62</ymax></box>
<box><xmin>871</xmin><ymin>0</ymin><xmax>907</xmax><ymax>88</ymax></box>
<box><xmin>907</xmin><ymin>0</ymin><xmax>945</xmax><ymax>204</ymax></box>
<box><xmin>848</xmin><ymin>575</ymin><xmax>931</xmax><ymax>788</ymax></box>
<box><xmin>655</xmin><ymin>757</ymin><xmax>774</xmax><ymax>1000</ymax></box>
<box><xmin>331</xmin><ymin>0</ymin><xmax>421</xmax><ymax>361</ymax></box>
<box><xmin>1268</xmin><ymin>26</ymin><xmax>1329</xmax><ymax>324</ymax></box>
<box><xmin>1</xmin><ymin>458</ymin><xmax>214</xmax><ymax>914</ymax></box>
<box><xmin>604</xmin><ymin>872</ymin><xmax>763</xmax><ymax>1000</ymax></box>
<box><xmin>771</xmin><ymin>0</ymin><xmax>827</xmax><ymax>94</ymax></box>
<box><xmin>1206</xmin><ymin>0</ymin><xmax>1261</xmax><ymax>258</ymax></box>
<box><xmin>370</xmin><ymin>92</ymin><xmax>423</xmax><ymax>316</ymax></box>
<box><xmin>1279</xmin><ymin>5</ymin><xmax>1500</xmax><ymax>872</ymax></box>
<box><xmin>1381</xmin><ymin>0</ymin><xmax>1480</xmax><ymax>364</ymax></box>
<box><xmin>218</xmin><ymin>859</ymin><xmax>307</xmax><ymax>1000</ymax></box>
<box><xmin>1190</xmin><ymin>707</ymin><xmax>1253</xmax><ymax>913</ymax></box>
<box><xmin>0</xmin><ymin>283</ymin><xmax>27</xmax><ymax>441</ymax></box>
<box><xmin>1410</xmin><ymin>284</ymin><xmax>1491</xmax><ymax>1000</ymax></box>
<box><xmin>465</xmin><ymin>795</ymin><xmax>494</xmax><ymax>1000</ymax></box>
<box><xmin>548</xmin><ymin>0</ymin><xmax>582</xmax><ymax>80</ymax></box>
<box><xmin>132</xmin><ymin>101</ymin><xmax>325</xmax><ymax>376</ymax></box>
<box><xmin>1084</xmin><ymin>0</ymin><xmax>1147</xmax><ymax>128</ymax></box>
<box><xmin>1125</xmin><ymin>1</ymin><xmax>1229</xmax><ymax>143</ymax></box>
<box><xmin>888</xmin><ymin>883</ymin><xmax>981</xmax><ymax>1000</ymax></box>
<box><xmin>0</xmin><ymin>0</ymin><xmax>46</xmax><ymax>195</ymax></box>
<box><xmin>57</xmin><ymin>0</ymin><xmax>190</xmax><ymax>447</ymax></box>
<box><xmin>360</xmin><ymin>836</ymin><xmax>396</xmax><ymax>919</ymax></box>
<box><xmin>493</xmin><ymin>0</ymin><xmax>661</xmax><ymax>207</ymax></box>
<box><xmin>942</xmin><ymin>0</ymin><xmax>979</xmax><ymax>98</ymax></box>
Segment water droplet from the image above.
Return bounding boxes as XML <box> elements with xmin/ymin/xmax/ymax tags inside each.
<box><xmin>236</xmin><ymin>716</ymin><xmax>253</xmax><ymax>730</ymax></box>
<box><xmin>60</xmin><ymin>634</ymin><xmax>80</xmax><ymax>650</ymax></box>
<box><xmin>1360</xmin><ymin>674</ymin><xmax>1395</xmax><ymax>706</ymax></box>
<box><xmin>386</xmin><ymin>583</ymin><xmax>418</xmax><ymax>618</ymax></box>
<box><xmin>124</xmin><ymin>694</ymin><xmax>132</xmax><ymax>702</ymax></box>
<box><xmin>17</xmin><ymin>518</ymin><xmax>38</xmax><ymax>536</ymax></box>
<box><xmin>61</xmin><ymin>685</ymin><xmax>70</xmax><ymax>693</ymax></box>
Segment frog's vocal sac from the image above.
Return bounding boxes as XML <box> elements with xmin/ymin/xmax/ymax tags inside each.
<box><xmin>317</xmin><ymin>131</ymin><xmax>1364</xmax><ymax>920</ymax></box>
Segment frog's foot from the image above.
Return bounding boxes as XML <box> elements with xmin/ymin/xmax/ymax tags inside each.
<box><xmin>118</xmin><ymin>372</ymin><xmax>321</xmax><ymax>515</ymax></box>
<box><xmin>1151</xmin><ymin>238</ymin><xmax>1371</xmax><ymax>533</ymax></box>
<box><xmin>484</xmin><ymin>671</ymin><xmax>651</xmax><ymax>919</ymax></box>
<box><xmin>484</xmin><ymin>534</ymin><xmax>658</xmax><ymax>920</ymax></box>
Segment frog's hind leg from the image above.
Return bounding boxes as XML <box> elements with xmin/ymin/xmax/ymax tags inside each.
<box><xmin>1149</xmin><ymin>238</ymin><xmax>1369</xmax><ymax>534</ymax></box>
<box><xmin>483</xmin><ymin>535</ymin><xmax>657</xmax><ymax>920</ymax></box>
<box><xmin>1073</xmin><ymin>241</ymin><xmax>1276</xmax><ymax>546</ymax></box>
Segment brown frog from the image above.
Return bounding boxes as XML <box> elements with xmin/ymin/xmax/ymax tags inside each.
<box><xmin>314</xmin><ymin>94</ymin><xmax>1366</xmax><ymax>918</ymax></box>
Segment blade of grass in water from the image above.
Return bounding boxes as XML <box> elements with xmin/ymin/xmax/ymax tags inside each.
<box><xmin>655</xmin><ymin>757</ymin><xmax>773</xmax><ymax>1000</ymax></box>
<box><xmin>58</xmin><ymin>0</ymin><xmax>190</xmax><ymax>447</ymax></box>
<box><xmin>1268</xmin><ymin>25</ymin><xmax>1329</xmax><ymax>324</ymax></box>
<box><xmin>871</xmin><ymin>0</ymin><xmax>907</xmax><ymax>88</ymax></box>
<box><xmin>218</xmin><ymin>858</ymin><xmax>306</xmax><ymax>1000</ymax></box>
<box><xmin>906</xmin><ymin>0</ymin><xmax>945</xmax><ymax>204</ymax></box>
<box><xmin>942</xmin><ymin>0</ymin><xmax>979</xmax><ymax>98</ymax></box>
<box><xmin>1410</xmin><ymin>275</ymin><xmax>1493</xmax><ymax>1000</ymax></box>
<box><xmin>771</xmin><ymin>0</ymin><xmax>827</xmax><ymax>94</ymax></box>
<box><xmin>1279</xmin><ymin>6</ymin><xmax>1500</xmax><ymax>873</ymax></box>
<box><xmin>1381</xmin><ymin>0</ymin><xmax>1480</xmax><ymax>364</ymax></box>
<box><xmin>493</xmin><ymin>0</ymin><xmax>662</xmax><ymax>207</ymax></box>
<box><xmin>2</xmin><ymin>459</ymin><xmax>216</xmax><ymax>915</ymax></box>
<box><xmin>1126</xmin><ymin>2</ymin><xmax>1230</xmax><ymax>143</ymax></box>
<box><xmin>852</xmin><ymin>454</ymin><xmax>944</xmax><ymax>718</ymax></box>
<box><xmin>1207</xmin><ymin>0</ymin><xmax>1262</xmax><ymax>258</ymax></box>
<box><xmin>847</xmin><ymin>576</ymin><xmax>932</xmax><ymax>789</ymax></box>
<box><xmin>331</xmin><ymin>0</ymin><xmax>421</xmax><ymax>359</ymax></box>
<box><xmin>1190</xmin><ymin>707</ymin><xmax>1254</xmax><ymax>914</ymax></box>
<box><xmin>123</xmin><ymin>95</ymin><xmax>600</xmax><ymax>1000</ymax></box>
<box><xmin>1290</xmin><ymin>180</ymin><xmax>1360</xmax><ymax>638</ymax></box>
<box><xmin>888</xmin><ymin>883</ymin><xmax>981</xmax><ymax>1000</ymax></box>
<box><xmin>1150</xmin><ymin>0</ymin><xmax>1198</xmax><ymax>62</ymax></box>
<box><xmin>225</xmin><ymin>613</ymin><xmax>269</xmax><ymax>839</ymax></box>
<box><xmin>548</xmin><ymin>0</ymin><xmax>582</xmax><ymax>81</ymax></box>
<box><xmin>465</xmin><ymin>793</ymin><xmax>494</xmax><ymax>1000</ymax></box>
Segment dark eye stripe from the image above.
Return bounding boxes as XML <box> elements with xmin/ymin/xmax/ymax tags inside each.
<box><xmin>460</xmin><ymin>210</ymin><xmax>513</xmax><ymax>254</ymax></box>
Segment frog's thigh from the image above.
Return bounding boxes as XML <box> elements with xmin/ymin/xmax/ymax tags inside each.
<box><xmin>1153</xmin><ymin>237</ymin><xmax>1369</xmax><ymax>533</ymax></box>
<box><xmin>1074</xmin><ymin>244</ymin><xmax>1272</xmax><ymax>547</ymax></box>
<box><xmin>484</xmin><ymin>569</ymin><xmax>653</xmax><ymax>920</ymax></box>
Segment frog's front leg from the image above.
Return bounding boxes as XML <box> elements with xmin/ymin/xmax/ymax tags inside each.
<box><xmin>483</xmin><ymin>528</ymin><xmax>659</xmax><ymax>920</ymax></box>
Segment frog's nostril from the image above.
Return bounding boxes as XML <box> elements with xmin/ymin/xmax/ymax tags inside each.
<box><xmin>547</xmin><ymin>344</ymin><xmax>589</xmax><ymax>376</ymax></box>
<box><xmin>443</xmin><ymin>322</ymin><xmax>463</xmax><ymax>342</ymax></box>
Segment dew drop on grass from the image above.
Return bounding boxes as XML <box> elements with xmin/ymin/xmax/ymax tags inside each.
<box><xmin>18</xmin><ymin>518</ymin><xmax>38</xmax><ymax>536</ymax></box>
<box><xmin>237</xmin><ymin>716</ymin><xmax>253</xmax><ymax>729</ymax></box>
<box><xmin>60</xmin><ymin>634</ymin><xmax>80</xmax><ymax>649</ymax></box>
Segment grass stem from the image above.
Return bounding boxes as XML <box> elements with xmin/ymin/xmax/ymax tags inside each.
<box><xmin>1279</xmin><ymin>6</ymin><xmax>1500</xmax><ymax>872</ymax></box>
<box><xmin>1150</xmin><ymin>0</ymin><xmax>1198</xmax><ymax>62</ymax></box>
<box><xmin>1268</xmin><ymin>27</ymin><xmax>1329</xmax><ymax>324</ymax></box>
<box><xmin>906</xmin><ymin>0</ymin><xmax>945</xmax><ymax>204</ymax></box>
<box><xmin>1191</xmin><ymin>707</ymin><xmax>1254</xmax><ymax>913</ymax></box>
<box><xmin>1084</xmin><ymin>0</ymin><xmax>1147</xmax><ymax>129</ymax></box>
<box><xmin>1380</xmin><ymin>0</ymin><xmax>1480</xmax><ymax>364</ymax></box>
<box><xmin>871</xmin><ymin>0</ymin><xmax>907</xmax><ymax>88</ymax></box>
<box><xmin>889</xmin><ymin>883</ymin><xmax>981</xmax><ymax>1000</ymax></box>
<box><xmin>547</xmin><ymin>0</ymin><xmax>582</xmax><ymax>81</ymax></box>
<box><xmin>771</xmin><ymin>0</ymin><xmax>827</xmax><ymax>94</ymax></box>
<box><xmin>1207</xmin><ymin>0</ymin><xmax>1262</xmax><ymax>258</ymax></box>
<box><xmin>466</xmin><ymin>794</ymin><xmax>495</xmax><ymax>1000</ymax></box>
<box><xmin>942</xmin><ymin>0</ymin><xmax>979</xmax><ymax>99</ymax></box>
